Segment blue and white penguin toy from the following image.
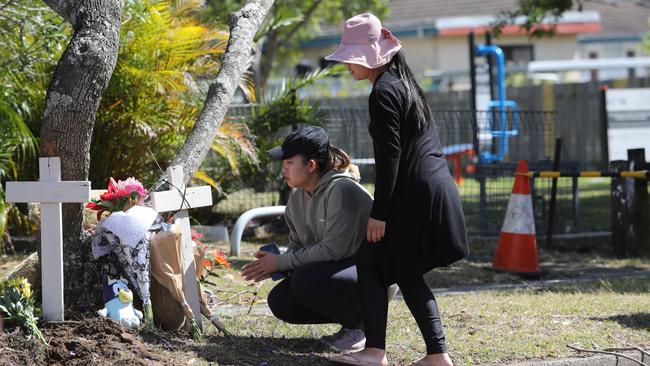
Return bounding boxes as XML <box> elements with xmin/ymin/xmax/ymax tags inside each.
<box><xmin>97</xmin><ymin>276</ymin><xmax>143</xmax><ymax>329</ymax></box>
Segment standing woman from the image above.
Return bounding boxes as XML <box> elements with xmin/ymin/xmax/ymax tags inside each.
<box><xmin>326</xmin><ymin>13</ymin><xmax>470</xmax><ymax>366</ymax></box>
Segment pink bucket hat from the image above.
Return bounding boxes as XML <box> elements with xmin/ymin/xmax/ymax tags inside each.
<box><xmin>325</xmin><ymin>13</ymin><xmax>401</xmax><ymax>69</ymax></box>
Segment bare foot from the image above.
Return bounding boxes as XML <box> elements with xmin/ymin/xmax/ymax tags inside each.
<box><xmin>408</xmin><ymin>352</ymin><xmax>453</xmax><ymax>366</ymax></box>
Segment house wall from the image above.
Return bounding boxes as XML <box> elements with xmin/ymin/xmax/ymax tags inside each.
<box><xmin>300</xmin><ymin>34</ymin><xmax>579</xmax><ymax>76</ymax></box>
<box><xmin>578</xmin><ymin>38</ymin><xmax>646</xmax><ymax>80</ymax></box>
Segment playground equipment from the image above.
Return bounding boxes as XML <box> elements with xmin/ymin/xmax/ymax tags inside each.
<box><xmin>230</xmin><ymin>205</ymin><xmax>286</xmax><ymax>256</ymax></box>
<box><xmin>469</xmin><ymin>32</ymin><xmax>521</xmax><ymax>163</ymax></box>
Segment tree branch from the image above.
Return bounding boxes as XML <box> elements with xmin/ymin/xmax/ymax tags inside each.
<box><xmin>609</xmin><ymin>335</ymin><xmax>650</xmax><ymax>359</ymax></box>
<box><xmin>277</xmin><ymin>0</ymin><xmax>324</xmax><ymax>49</ymax></box>
<box><xmin>40</xmin><ymin>0</ymin><xmax>78</xmax><ymax>25</ymax></box>
<box><xmin>567</xmin><ymin>344</ymin><xmax>648</xmax><ymax>366</ymax></box>
<box><xmin>155</xmin><ymin>0</ymin><xmax>275</xmax><ymax>190</ymax></box>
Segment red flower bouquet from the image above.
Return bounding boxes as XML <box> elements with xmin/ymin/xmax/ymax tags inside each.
<box><xmin>86</xmin><ymin>177</ymin><xmax>149</xmax><ymax>221</ymax></box>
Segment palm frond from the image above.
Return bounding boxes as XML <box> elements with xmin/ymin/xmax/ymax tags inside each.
<box><xmin>211</xmin><ymin>139</ymin><xmax>241</xmax><ymax>174</ymax></box>
<box><xmin>92</xmin><ymin>0</ymin><xmax>233</xmax><ymax>185</ymax></box>
<box><xmin>239</xmin><ymin>54</ymin><xmax>257</xmax><ymax>103</ymax></box>
<box><xmin>266</xmin><ymin>66</ymin><xmax>341</xmax><ymax>103</ymax></box>
<box><xmin>256</xmin><ymin>6</ymin><xmax>304</xmax><ymax>41</ymax></box>
<box><xmin>0</xmin><ymin>99</ymin><xmax>37</xmax><ymax>178</ymax></box>
<box><xmin>193</xmin><ymin>169</ymin><xmax>224</xmax><ymax>196</ymax></box>
<box><xmin>0</xmin><ymin>149</ymin><xmax>17</xmax><ymax>181</ymax></box>
<box><xmin>217</xmin><ymin>119</ymin><xmax>259</xmax><ymax>166</ymax></box>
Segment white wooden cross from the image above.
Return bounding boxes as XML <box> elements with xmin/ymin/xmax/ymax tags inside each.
<box><xmin>5</xmin><ymin>157</ymin><xmax>90</xmax><ymax>322</ymax></box>
<box><xmin>150</xmin><ymin>165</ymin><xmax>212</xmax><ymax>330</ymax></box>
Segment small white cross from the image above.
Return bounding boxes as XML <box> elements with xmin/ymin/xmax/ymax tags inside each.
<box><xmin>5</xmin><ymin>157</ymin><xmax>90</xmax><ymax>322</ymax></box>
<box><xmin>151</xmin><ymin>165</ymin><xmax>212</xmax><ymax>330</ymax></box>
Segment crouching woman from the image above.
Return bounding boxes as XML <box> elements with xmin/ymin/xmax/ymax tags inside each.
<box><xmin>242</xmin><ymin>126</ymin><xmax>375</xmax><ymax>353</ymax></box>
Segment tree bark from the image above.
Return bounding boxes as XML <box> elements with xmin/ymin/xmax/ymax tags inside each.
<box><xmin>39</xmin><ymin>0</ymin><xmax>124</xmax><ymax>308</ymax></box>
<box><xmin>156</xmin><ymin>0</ymin><xmax>275</xmax><ymax>189</ymax></box>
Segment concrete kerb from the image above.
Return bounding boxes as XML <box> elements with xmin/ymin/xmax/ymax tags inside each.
<box><xmin>489</xmin><ymin>351</ymin><xmax>648</xmax><ymax>366</ymax></box>
<box><xmin>425</xmin><ymin>270</ymin><xmax>650</xmax><ymax>297</ymax></box>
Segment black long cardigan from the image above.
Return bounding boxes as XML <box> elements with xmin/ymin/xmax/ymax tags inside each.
<box><xmin>359</xmin><ymin>70</ymin><xmax>470</xmax><ymax>282</ymax></box>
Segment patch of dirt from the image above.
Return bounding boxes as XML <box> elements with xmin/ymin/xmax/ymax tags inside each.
<box><xmin>0</xmin><ymin>315</ymin><xmax>197</xmax><ymax>365</ymax></box>
<box><xmin>192</xmin><ymin>334</ymin><xmax>333</xmax><ymax>366</ymax></box>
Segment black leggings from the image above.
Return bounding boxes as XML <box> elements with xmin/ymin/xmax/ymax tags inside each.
<box><xmin>357</xmin><ymin>246</ymin><xmax>447</xmax><ymax>354</ymax></box>
<box><xmin>267</xmin><ymin>258</ymin><xmax>362</xmax><ymax>330</ymax></box>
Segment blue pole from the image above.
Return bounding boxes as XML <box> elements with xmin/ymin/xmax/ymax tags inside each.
<box><xmin>476</xmin><ymin>44</ymin><xmax>509</xmax><ymax>161</ymax></box>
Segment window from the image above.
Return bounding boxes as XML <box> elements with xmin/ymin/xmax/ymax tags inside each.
<box><xmin>499</xmin><ymin>45</ymin><xmax>534</xmax><ymax>66</ymax></box>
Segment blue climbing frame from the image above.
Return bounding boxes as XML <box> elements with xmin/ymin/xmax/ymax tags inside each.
<box><xmin>474</xmin><ymin>43</ymin><xmax>521</xmax><ymax>163</ymax></box>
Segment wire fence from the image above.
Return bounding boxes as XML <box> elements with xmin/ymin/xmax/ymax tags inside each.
<box><xmin>215</xmin><ymin>104</ymin><xmax>611</xmax><ymax>235</ymax></box>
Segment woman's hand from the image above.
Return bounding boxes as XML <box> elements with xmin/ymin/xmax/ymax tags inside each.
<box><xmin>367</xmin><ymin>217</ymin><xmax>386</xmax><ymax>243</ymax></box>
<box><xmin>242</xmin><ymin>252</ymin><xmax>279</xmax><ymax>282</ymax></box>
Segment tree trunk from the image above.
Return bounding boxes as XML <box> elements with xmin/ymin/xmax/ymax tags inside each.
<box><xmin>39</xmin><ymin>0</ymin><xmax>125</xmax><ymax>309</ymax></box>
<box><xmin>257</xmin><ymin>29</ymin><xmax>278</xmax><ymax>90</ymax></box>
<box><xmin>255</xmin><ymin>0</ymin><xmax>323</xmax><ymax>90</ymax></box>
<box><xmin>155</xmin><ymin>0</ymin><xmax>275</xmax><ymax>189</ymax></box>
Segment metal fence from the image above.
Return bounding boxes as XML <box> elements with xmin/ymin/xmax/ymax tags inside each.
<box><xmin>322</xmin><ymin>108</ymin><xmax>582</xmax><ymax>235</ymax></box>
<box><xmin>324</xmin><ymin>109</ymin><xmax>555</xmax><ymax>173</ymax></box>
<box><xmin>214</xmin><ymin>104</ymin><xmax>606</xmax><ymax>236</ymax></box>
<box><xmin>214</xmin><ymin>79</ymin><xmax>650</xmax><ymax>234</ymax></box>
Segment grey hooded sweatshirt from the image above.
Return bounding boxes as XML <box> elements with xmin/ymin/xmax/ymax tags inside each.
<box><xmin>276</xmin><ymin>169</ymin><xmax>373</xmax><ymax>272</ymax></box>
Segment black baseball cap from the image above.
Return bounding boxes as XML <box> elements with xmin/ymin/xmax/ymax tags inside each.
<box><xmin>268</xmin><ymin>126</ymin><xmax>329</xmax><ymax>160</ymax></box>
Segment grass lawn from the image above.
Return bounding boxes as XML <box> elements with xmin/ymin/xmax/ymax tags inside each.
<box><xmin>193</xmin><ymin>238</ymin><xmax>650</xmax><ymax>365</ymax></box>
<box><xmin>3</xmin><ymin>198</ymin><xmax>648</xmax><ymax>365</ymax></box>
<box><xmin>197</xmin><ymin>277</ymin><xmax>650</xmax><ymax>365</ymax></box>
<box><xmin>3</xmin><ymin>242</ymin><xmax>647</xmax><ymax>365</ymax></box>
<box><xmin>214</xmin><ymin>188</ymin><xmax>281</xmax><ymax>216</ymax></box>
<box><xmin>205</xmin><ymin>236</ymin><xmax>650</xmax><ymax>303</ymax></box>
<box><xmin>438</xmin><ymin>279</ymin><xmax>650</xmax><ymax>365</ymax></box>
<box><xmin>212</xmin><ymin>177</ymin><xmax>616</xmax><ymax>234</ymax></box>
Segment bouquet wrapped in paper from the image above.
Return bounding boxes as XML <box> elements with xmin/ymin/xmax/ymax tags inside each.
<box><xmin>87</xmin><ymin>177</ymin><xmax>155</xmax><ymax>328</ymax></box>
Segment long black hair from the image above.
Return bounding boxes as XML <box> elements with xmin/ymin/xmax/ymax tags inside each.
<box><xmin>385</xmin><ymin>50</ymin><xmax>432</xmax><ymax>133</ymax></box>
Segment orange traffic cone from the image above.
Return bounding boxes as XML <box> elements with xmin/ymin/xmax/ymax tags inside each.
<box><xmin>493</xmin><ymin>160</ymin><xmax>540</xmax><ymax>275</ymax></box>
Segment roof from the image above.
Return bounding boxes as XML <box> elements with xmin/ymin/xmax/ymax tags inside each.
<box><xmin>310</xmin><ymin>0</ymin><xmax>650</xmax><ymax>40</ymax></box>
<box><xmin>580</xmin><ymin>0</ymin><xmax>650</xmax><ymax>36</ymax></box>
<box><xmin>384</xmin><ymin>0</ymin><xmax>519</xmax><ymax>27</ymax></box>
<box><xmin>434</xmin><ymin>11</ymin><xmax>600</xmax><ymax>36</ymax></box>
<box><xmin>384</xmin><ymin>0</ymin><xmax>650</xmax><ymax>36</ymax></box>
